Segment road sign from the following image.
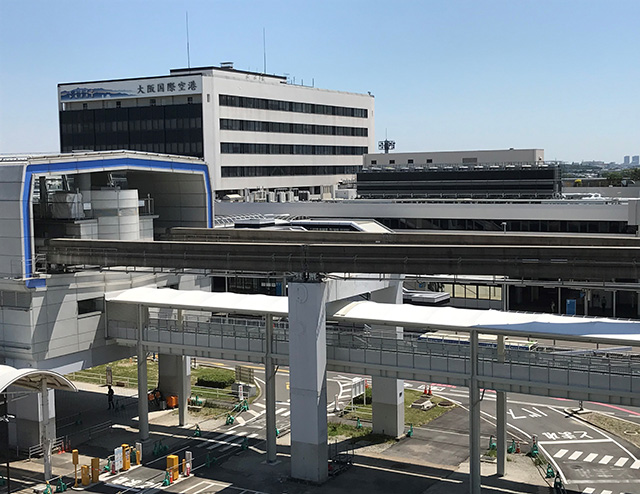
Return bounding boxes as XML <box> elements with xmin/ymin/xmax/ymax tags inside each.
<box><xmin>114</xmin><ymin>446</ymin><xmax>123</xmax><ymax>471</ymax></box>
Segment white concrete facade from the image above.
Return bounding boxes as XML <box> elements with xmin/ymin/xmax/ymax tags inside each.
<box><xmin>59</xmin><ymin>66</ymin><xmax>375</xmax><ymax>198</ymax></box>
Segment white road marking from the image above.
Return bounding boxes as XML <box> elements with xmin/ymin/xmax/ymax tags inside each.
<box><xmin>614</xmin><ymin>457</ymin><xmax>629</xmax><ymax>467</ymax></box>
<box><xmin>583</xmin><ymin>453</ymin><xmax>598</xmax><ymax>462</ymax></box>
<box><xmin>538</xmin><ymin>439</ymin><xmax>613</xmax><ymax>445</ymax></box>
<box><xmin>181</xmin><ymin>480</ymin><xmax>212</xmax><ymax>492</ymax></box>
<box><xmin>568</xmin><ymin>451</ymin><xmax>583</xmax><ymax>460</ymax></box>
<box><xmin>276</xmin><ymin>407</ymin><xmax>287</xmax><ymax>414</ymax></box>
<box><xmin>631</xmin><ymin>459</ymin><xmax>640</xmax><ymax>469</ymax></box>
<box><xmin>600</xmin><ymin>490</ymin><xmax>612</xmax><ymax>494</ymax></box>
<box><xmin>254</xmin><ymin>402</ymin><xmax>266</xmax><ymax>408</ymax></box>
<box><xmin>196</xmin><ymin>432</ymin><xmax>233</xmax><ymax>448</ymax></box>
<box><xmin>598</xmin><ymin>455</ymin><xmax>613</xmax><ymax>465</ymax></box>
<box><xmin>247</xmin><ymin>409</ymin><xmax>260</xmax><ymax>417</ymax></box>
<box><xmin>282</xmin><ymin>410</ymin><xmax>291</xmax><ymax>417</ymax></box>
<box><xmin>580</xmin><ymin>488</ymin><xmax>594</xmax><ymax>494</ymax></box>
<box><xmin>554</xmin><ymin>449</ymin><xmax>569</xmax><ymax>458</ymax></box>
<box><xmin>220</xmin><ymin>437</ymin><xmax>245</xmax><ymax>452</ymax></box>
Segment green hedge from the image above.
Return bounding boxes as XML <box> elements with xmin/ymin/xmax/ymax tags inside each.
<box><xmin>194</xmin><ymin>367</ymin><xmax>235</xmax><ymax>388</ymax></box>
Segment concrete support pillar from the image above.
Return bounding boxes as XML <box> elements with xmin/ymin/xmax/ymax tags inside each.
<box><xmin>496</xmin><ymin>334</ymin><xmax>507</xmax><ymax>477</ymax></box>
<box><xmin>265</xmin><ymin>313</ymin><xmax>277</xmax><ymax>463</ymax></box>
<box><xmin>288</xmin><ymin>281</ymin><xmax>328</xmax><ymax>484</ymax></box>
<box><xmin>7</xmin><ymin>388</ymin><xmax>55</xmax><ymax>452</ymax></box>
<box><xmin>497</xmin><ymin>391</ymin><xmax>507</xmax><ymax>476</ymax></box>
<box><xmin>41</xmin><ymin>380</ymin><xmax>53</xmax><ymax>481</ymax></box>
<box><xmin>137</xmin><ymin>305</ymin><xmax>149</xmax><ymax>441</ymax></box>
<box><xmin>469</xmin><ymin>330</ymin><xmax>481</xmax><ymax>494</ymax></box>
<box><xmin>158</xmin><ymin>354</ymin><xmax>191</xmax><ymax>427</ymax></box>
<box><xmin>371</xmin><ymin>281</ymin><xmax>404</xmax><ymax>438</ymax></box>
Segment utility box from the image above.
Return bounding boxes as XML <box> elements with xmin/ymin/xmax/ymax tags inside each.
<box><xmin>81</xmin><ymin>465</ymin><xmax>90</xmax><ymax>486</ymax></box>
<box><xmin>167</xmin><ymin>455</ymin><xmax>179</xmax><ymax>481</ymax></box>
<box><xmin>91</xmin><ymin>457</ymin><xmax>99</xmax><ymax>483</ymax></box>
<box><xmin>121</xmin><ymin>444</ymin><xmax>131</xmax><ymax>471</ymax></box>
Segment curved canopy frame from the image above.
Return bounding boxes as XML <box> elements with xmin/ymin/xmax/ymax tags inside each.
<box><xmin>0</xmin><ymin>365</ymin><xmax>77</xmax><ymax>394</ymax></box>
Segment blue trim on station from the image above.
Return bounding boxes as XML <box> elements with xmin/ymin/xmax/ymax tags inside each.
<box><xmin>22</xmin><ymin>157</ymin><xmax>213</xmax><ymax>278</ymax></box>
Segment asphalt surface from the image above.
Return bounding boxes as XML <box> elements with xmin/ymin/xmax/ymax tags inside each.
<box><xmin>10</xmin><ymin>360</ymin><xmax>622</xmax><ymax>494</ymax></box>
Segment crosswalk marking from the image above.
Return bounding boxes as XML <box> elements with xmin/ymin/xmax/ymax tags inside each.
<box><xmin>600</xmin><ymin>490</ymin><xmax>612</xmax><ymax>494</ymax></box>
<box><xmin>283</xmin><ymin>410</ymin><xmax>291</xmax><ymax>417</ymax></box>
<box><xmin>196</xmin><ymin>432</ymin><xmax>233</xmax><ymax>448</ymax></box>
<box><xmin>276</xmin><ymin>408</ymin><xmax>286</xmax><ymax>414</ymax></box>
<box><xmin>568</xmin><ymin>451</ymin><xmax>582</xmax><ymax>460</ymax></box>
<box><xmin>220</xmin><ymin>437</ymin><xmax>245</xmax><ymax>452</ymax></box>
<box><xmin>254</xmin><ymin>402</ymin><xmax>266</xmax><ymax>408</ymax></box>
<box><xmin>581</xmin><ymin>488</ymin><xmax>594</xmax><ymax>494</ymax></box>
<box><xmin>614</xmin><ymin>457</ymin><xmax>629</xmax><ymax>467</ymax></box>
<box><xmin>583</xmin><ymin>453</ymin><xmax>598</xmax><ymax>462</ymax></box>
<box><xmin>598</xmin><ymin>455</ymin><xmax>613</xmax><ymax>465</ymax></box>
<box><xmin>631</xmin><ymin>459</ymin><xmax>640</xmax><ymax>469</ymax></box>
<box><xmin>247</xmin><ymin>409</ymin><xmax>261</xmax><ymax>417</ymax></box>
<box><xmin>553</xmin><ymin>449</ymin><xmax>568</xmax><ymax>459</ymax></box>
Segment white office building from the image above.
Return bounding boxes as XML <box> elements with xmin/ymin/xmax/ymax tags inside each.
<box><xmin>58</xmin><ymin>64</ymin><xmax>375</xmax><ymax>200</ymax></box>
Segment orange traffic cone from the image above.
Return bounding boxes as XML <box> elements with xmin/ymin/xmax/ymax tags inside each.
<box><xmin>423</xmin><ymin>385</ymin><xmax>428</xmax><ymax>395</ymax></box>
<box><xmin>516</xmin><ymin>441</ymin><xmax>521</xmax><ymax>454</ymax></box>
<box><xmin>427</xmin><ymin>385</ymin><xmax>432</xmax><ymax>396</ymax></box>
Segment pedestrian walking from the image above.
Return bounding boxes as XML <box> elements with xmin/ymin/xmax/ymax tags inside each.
<box><xmin>107</xmin><ymin>385</ymin><xmax>115</xmax><ymax>410</ymax></box>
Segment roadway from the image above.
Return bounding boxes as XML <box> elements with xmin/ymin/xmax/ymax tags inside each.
<box><xmin>68</xmin><ymin>359</ymin><xmax>640</xmax><ymax>494</ymax></box>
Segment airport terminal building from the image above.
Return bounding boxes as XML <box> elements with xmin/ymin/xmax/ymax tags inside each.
<box><xmin>58</xmin><ymin>65</ymin><xmax>374</xmax><ymax>200</ymax></box>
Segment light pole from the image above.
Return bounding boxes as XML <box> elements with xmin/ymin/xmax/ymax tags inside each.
<box><xmin>1</xmin><ymin>391</ymin><xmax>15</xmax><ymax>494</ymax></box>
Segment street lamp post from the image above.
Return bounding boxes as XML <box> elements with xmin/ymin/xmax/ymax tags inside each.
<box><xmin>1</xmin><ymin>391</ymin><xmax>15</xmax><ymax>494</ymax></box>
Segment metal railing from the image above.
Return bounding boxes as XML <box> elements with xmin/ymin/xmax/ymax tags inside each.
<box><xmin>107</xmin><ymin>317</ymin><xmax>640</xmax><ymax>378</ymax></box>
<box><xmin>28</xmin><ymin>436</ymin><xmax>66</xmax><ymax>460</ymax></box>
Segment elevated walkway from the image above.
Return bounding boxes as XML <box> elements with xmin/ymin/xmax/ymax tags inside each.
<box><xmin>105</xmin><ymin>287</ymin><xmax>640</xmax><ymax>407</ymax></box>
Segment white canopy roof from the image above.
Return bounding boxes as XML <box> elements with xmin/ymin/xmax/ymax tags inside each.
<box><xmin>106</xmin><ymin>287</ymin><xmax>640</xmax><ymax>346</ymax></box>
<box><xmin>106</xmin><ymin>287</ymin><xmax>289</xmax><ymax>317</ymax></box>
<box><xmin>333</xmin><ymin>301</ymin><xmax>640</xmax><ymax>344</ymax></box>
<box><xmin>0</xmin><ymin>365</ymin><xmax>77</xmax><ymax>394</ymax></box>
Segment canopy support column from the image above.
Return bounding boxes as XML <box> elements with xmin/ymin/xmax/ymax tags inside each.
<box><xmin>265</xmin><ymin>313</ymin><xmax>277</xmax><ymax>463</ymax></box>
<box><xmin>469</xmin><ymin>330</ymin><xmax>481</xmax><ymax>494</ymax></box>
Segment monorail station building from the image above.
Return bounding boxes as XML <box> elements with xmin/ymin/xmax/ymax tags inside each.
<box><xmin>58</xmin><ymin>64</ymin><xmax>374</xmax><ymax>200</ymax></box>
<box><xmin>0</xmin><ymin>151</ymin><xmax>213</xmax><ymax>453</ymax></box>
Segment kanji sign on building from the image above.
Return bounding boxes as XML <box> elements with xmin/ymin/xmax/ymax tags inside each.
<box><xmin>59</xmin><ymin>76</ymin><xmax>202</xmax><ymax>102</ymax></box>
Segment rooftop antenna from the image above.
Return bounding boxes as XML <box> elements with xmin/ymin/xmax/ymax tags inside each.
<box><xmin>186</xmin><ymin>12</ymin><xmax>191</xmax><ymax>69</ymax></box>
<box><xmin>263</xmin><ymin>28</ymin><xmax>267</xmax><ymax>74</ymax></box>
<box><xmin>378</xmin><ymin>129</ymin><xmax>395</xmax><ymax>154</ymax></box>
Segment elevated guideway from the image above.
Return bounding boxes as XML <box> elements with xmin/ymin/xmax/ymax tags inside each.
<box><xmin>105</xmin><ymin>287</ymin><xmax>640</xmax><ymax>407</ymax></box>
<box><xmin>46</xmin><ymin>229</ymin><xmax>640</xmax><ymax>280</ymax></box>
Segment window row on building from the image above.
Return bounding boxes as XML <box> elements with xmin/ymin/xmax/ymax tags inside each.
<box><xmin>379</xmin><ymin>217</ymin><xmax>631</xmax><ymax>234</ymax></box>
<box><xmin>219</xmin><ymin>94</ymin><xmax>368</xmax><ymax>118</ymax></box>
<box><xmin>221</xmin><ymin>165</ymin><xmax>360</xmax><ymax>178</ymax></box>
<box><xmin>220</xmin><ymin>143</ymin><xmax>368</xmax><ymax>156</ymax></box>
<box><xmin>219</xmin><ymin>118</ymin><xmax>368</xmax><ymax>137</ymax></box>
<box><xmin>59</xmin><ymin>105</ymin><xmax>203</xmax><ymax>157</ymax></box>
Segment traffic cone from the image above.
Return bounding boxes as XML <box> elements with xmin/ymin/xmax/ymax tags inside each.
<box><xmin>423</xmin><ymin>384</ymin><xmax>428</xmax><ymax>395</ymax></box>
<box><xmin>516</xmin><ymin>441</ymin><xmax>521</xmax><ymax>453</ymax></box>
<box><xmin>427</xmin><ymin>385</ymin><xmax>432</xmax><ymax>396</ymax></box>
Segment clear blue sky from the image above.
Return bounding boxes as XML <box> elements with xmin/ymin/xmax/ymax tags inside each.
<box><xmin>1</xmin><ymin>0</ymin><xmax>638</xmax><ymax>162</ymax></box>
